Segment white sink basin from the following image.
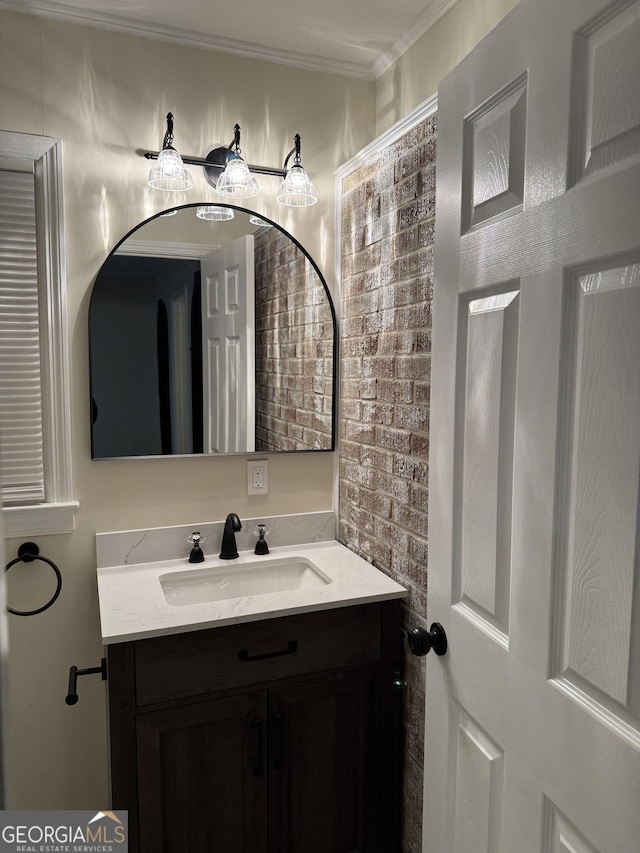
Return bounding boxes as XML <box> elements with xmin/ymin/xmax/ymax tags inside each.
<box><xmin>160</xmin><ymin>556</ymin><xmax>332</xmax><ymax>606</ymax></box>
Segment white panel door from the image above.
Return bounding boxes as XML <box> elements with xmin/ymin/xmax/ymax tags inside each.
<box><xmin>200</xmin><ymin>235</ymin><xmax>255</xmax><ymax>453</ymax></box>
<box><xmin>425</xmin><ymin>0</ymin><xmax>640</xmax><ymax>851</ymax></box>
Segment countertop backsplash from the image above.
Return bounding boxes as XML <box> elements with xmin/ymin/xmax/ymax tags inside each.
<box><xmin>96</xmin><ymin>510</ymin><xmax>336</xmax><ymax>568</ymax></box>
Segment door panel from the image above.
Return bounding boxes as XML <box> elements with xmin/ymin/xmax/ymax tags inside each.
<box><xmin>136</xmin><ymin>692</ymin><xmax>268</xmax><ymax>853</ymax></box>
<box><xmin>553</xmin><ymin>264</ymin><xmax>640</xmax><ymax>714</ymax></box>
<box><xmin>462</xmin><ymin>74</ymin><xmax>527</xmax><ymax>232</ymax></box>
<box><xmin>457</xmin><ymin>289</ymin><xmax>519</xmax><ymax>640</ymax></box>
<box><xmin>450</xmin><ymin>707</ymin><xmax>505</xmax><ymax>853</ymax></box>
<box><xmin>544</xmin><ymin>800</ymin><xmax>599</xmax><ymax>853</ymax></box>
<box><xmin>570</xmin><ymin>2</ymin><xmax>640</xmax><ymax>182</ymax></box>
<box><xmin>269</xmin><ymin>666</ymin><xmax>381</xmax><ymax>853</ymax></box>
<box><xmin>426</xmin><ymin>0</ymin><xmax>640</xmax><ymax>851</ymax></box>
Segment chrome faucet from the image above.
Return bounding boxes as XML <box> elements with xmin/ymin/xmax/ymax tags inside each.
<box><xmin>219</xmin><ymin>513</ymin><xmax>242</xmax><ymax>559</ymax></box>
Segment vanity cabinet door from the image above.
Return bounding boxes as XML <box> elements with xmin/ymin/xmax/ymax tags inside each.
<box><xmin>268</xmin><ymin>664</ymin><xmax>382</xmax><ymax>853</ymax></box>
<box><xmin>136</xmin><ymin>691</ymin><xmax>268</xmax><ymax>853</ymax></box>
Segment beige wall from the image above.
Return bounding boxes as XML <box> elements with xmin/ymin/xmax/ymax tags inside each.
<box><xmin>375</xmin><ymin>0</ymin><xmax>519</xmax><ymax>134</ymax></box>
<box><xmin>0</xmin><ymin>10</ymin><xmax>374</xmax><ymax>808</ymax></box>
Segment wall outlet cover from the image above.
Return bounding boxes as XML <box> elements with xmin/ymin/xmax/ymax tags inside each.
<box><xmin>247</xmin><ymin>459</ymin><xmax>269</xmax><ymax>495</ymax></box>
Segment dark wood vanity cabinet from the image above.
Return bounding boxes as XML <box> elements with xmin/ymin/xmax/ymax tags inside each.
<box><xmin>107</xmin><ymin>601</ymin><xmax>403</xmax><ymax>853</ymax></box>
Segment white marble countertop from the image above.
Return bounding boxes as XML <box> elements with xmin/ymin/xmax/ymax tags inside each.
<box><xmin>97</xmin><ymin>540</ymin><xmax>407</xmax><ymax>644</ymax></box>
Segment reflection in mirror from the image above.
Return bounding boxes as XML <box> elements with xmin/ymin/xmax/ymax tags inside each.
<box><xmin>89</xmin><ymin>205</ymin><xmax>335</xmax><ymax>458</ymax></box>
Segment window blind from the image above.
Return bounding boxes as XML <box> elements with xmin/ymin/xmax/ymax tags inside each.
<box><xmin>0</xmin><ymin>168</ymin><xmax>45</xmax><ymax>504</ymax></box>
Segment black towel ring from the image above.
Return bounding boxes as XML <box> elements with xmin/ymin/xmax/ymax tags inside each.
<box><xmin>4</xmin><ymin>542</ymin><xmax>62</xmax><ymax>616</ymax></box>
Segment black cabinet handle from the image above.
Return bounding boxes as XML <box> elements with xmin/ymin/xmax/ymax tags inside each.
<box><xmin>65</xmin><ymin>658</ymin><xmax>107</xmax><ymax>705</ymax></box>
<box><xmin>238</xmin><ymin>640</ymin><xmax>297</xmax><ymax>662</ymax></box>
<box><xmin>252</xmin><ymin>717</ymin><xmax>264</xmax><ymax>777</ymax></box>
<box><xmin>273</xmin><ymin>710</ymin><xmax>285</xmax><ymax>770</ymax></box>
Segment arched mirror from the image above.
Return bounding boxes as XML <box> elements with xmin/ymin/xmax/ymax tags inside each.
<box><xmin>89</xmin><ymin>204</ymin><xmax>336</xmax><ymax>458</ymax></box>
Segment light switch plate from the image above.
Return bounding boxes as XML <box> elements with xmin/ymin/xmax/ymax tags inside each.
<box><xmin>247</xmin><ymin>459</ymin><xmax>269</xmax><ymax>495</ymax></box>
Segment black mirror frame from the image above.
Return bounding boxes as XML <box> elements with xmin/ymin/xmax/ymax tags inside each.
<box><xmin>88</xmin><ymin>202</ymin><xmax>338</xmax><ymax>459</ymax></box>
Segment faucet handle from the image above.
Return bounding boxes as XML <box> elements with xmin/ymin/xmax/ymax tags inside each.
<box><xmin>188</xmin><ymin>531</ymin><xmax>206</xmax><ymax>564</ymax></box>
<box><xmin>254</xmin><ymin>523</ymin><xmax>269</xmax><ymax>555</ymax></box>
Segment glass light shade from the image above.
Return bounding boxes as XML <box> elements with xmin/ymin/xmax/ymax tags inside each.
<box><xmin>276</xmin><ymin>164</ymin><xmax>317</xmax><ymax>207</ymax></box>
<box><xmin>160</xmin><ymin>208</ymin><xmax>178</xmax><ymax>217</ymax></box>
<box><xmin>148</xmin><ymin>147</ymin><xmax>193</xmax><ymax>191</ymax></box>
<box><xmin>216</xmin><ymin>156</ymin><xmax>259</xmax><ymax>199</ymax></box>
<box><xmin>249</xmin><ymin>214</ymin><xmax>273</xmax><ymax>228</ymax></box>
<box><xmin>196</xmin><ymin>205</ymin><xmax>234</xmax><ymax>221</ymax></box>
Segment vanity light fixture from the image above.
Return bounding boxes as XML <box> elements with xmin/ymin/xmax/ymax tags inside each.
<box><xmin>249</xmin><ymin>214</ymin><xmax>273</xmax><ymax>228</ymax></box>
<box><xmin>276</xmin><ymin>134</ymin><xmax>317</xmax><ymax>207</ymax></box>
<box><xmin>215</xmin><ymin>124</ymin><xmax>259</xmax><ymax>199</ymax></box>
<box><xmin>147</xmin><ymin>113</ymin><xmax>194</xmax><ymax>192</ymax></box>
<box><xmin>196</xmin><ymin>205</ymin><xmax>234</xmax><ymax>221</ymax></box>
<box><xmin>144</xmin><ymin>114</ymin><xmax>317</xmax><ymax>207</ymax></box>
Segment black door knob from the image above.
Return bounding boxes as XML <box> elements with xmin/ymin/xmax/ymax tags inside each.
<box><xmin>407</xmin><ymin>623</ymin><xmax>448</xmax><ymax>657</ymax></box>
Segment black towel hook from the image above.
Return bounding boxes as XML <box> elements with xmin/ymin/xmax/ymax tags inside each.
<box><xmin>4</xmin><ymin>541</ymin><xmax>62</xmax><ymax>616</ymax></box>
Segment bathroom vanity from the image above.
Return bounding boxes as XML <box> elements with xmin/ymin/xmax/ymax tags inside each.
<box><xmin>97</xmin><ymin>515</ymin><xmax>407</xmax><ymax>852</ymax></box>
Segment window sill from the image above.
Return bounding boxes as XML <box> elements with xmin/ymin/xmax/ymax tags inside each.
<box><xmin>2</xmin><ymin>501</ymin><xmax>79</xmax><ymax>538</ymax></box>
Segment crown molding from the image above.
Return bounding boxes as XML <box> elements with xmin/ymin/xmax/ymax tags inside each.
<box><xmin>115</xmin><ymin>239</ymin><xmax>219</xmax><ymax>259</ymax></box>
<box><xmin>1</xmin><ymin>0</ymin><xmax>462</xmax><ymax>81</ymax></box>
<box><xmin>0</xmin><ymin>0</ymin><xmax>375</xmax><ymax>80</ymax></box>
<box><xmin>372</xmin><ymin>0</ymin><xmax>460</xmax><ymax>79</ymax></box>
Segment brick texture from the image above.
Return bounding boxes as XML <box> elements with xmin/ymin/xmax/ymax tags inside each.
<box><xmin>254</xmin><ymin>228</ymin><xmax>334</xmax><ymax>451</ymax></box>
<box><xmin>339</xmin><ymin>112</ymin><xmax>436</xmax><ymax>853</ymax></box>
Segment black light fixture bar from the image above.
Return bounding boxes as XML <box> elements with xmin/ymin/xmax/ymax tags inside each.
<box><xmin>143</xmin><ymin>117</ymin><xmax>302</xmax><ymax>187</ymax></box>
<box><xmin>143</xmin><ymin>149</ymin><xmax>285</xmax><ymax>178</ymax></box>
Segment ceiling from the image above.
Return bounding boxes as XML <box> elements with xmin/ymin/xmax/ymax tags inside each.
<box><xmin>1</xmin><ymin>0</ymin><xmax>458</xmax><ymax>79</ymax></box>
